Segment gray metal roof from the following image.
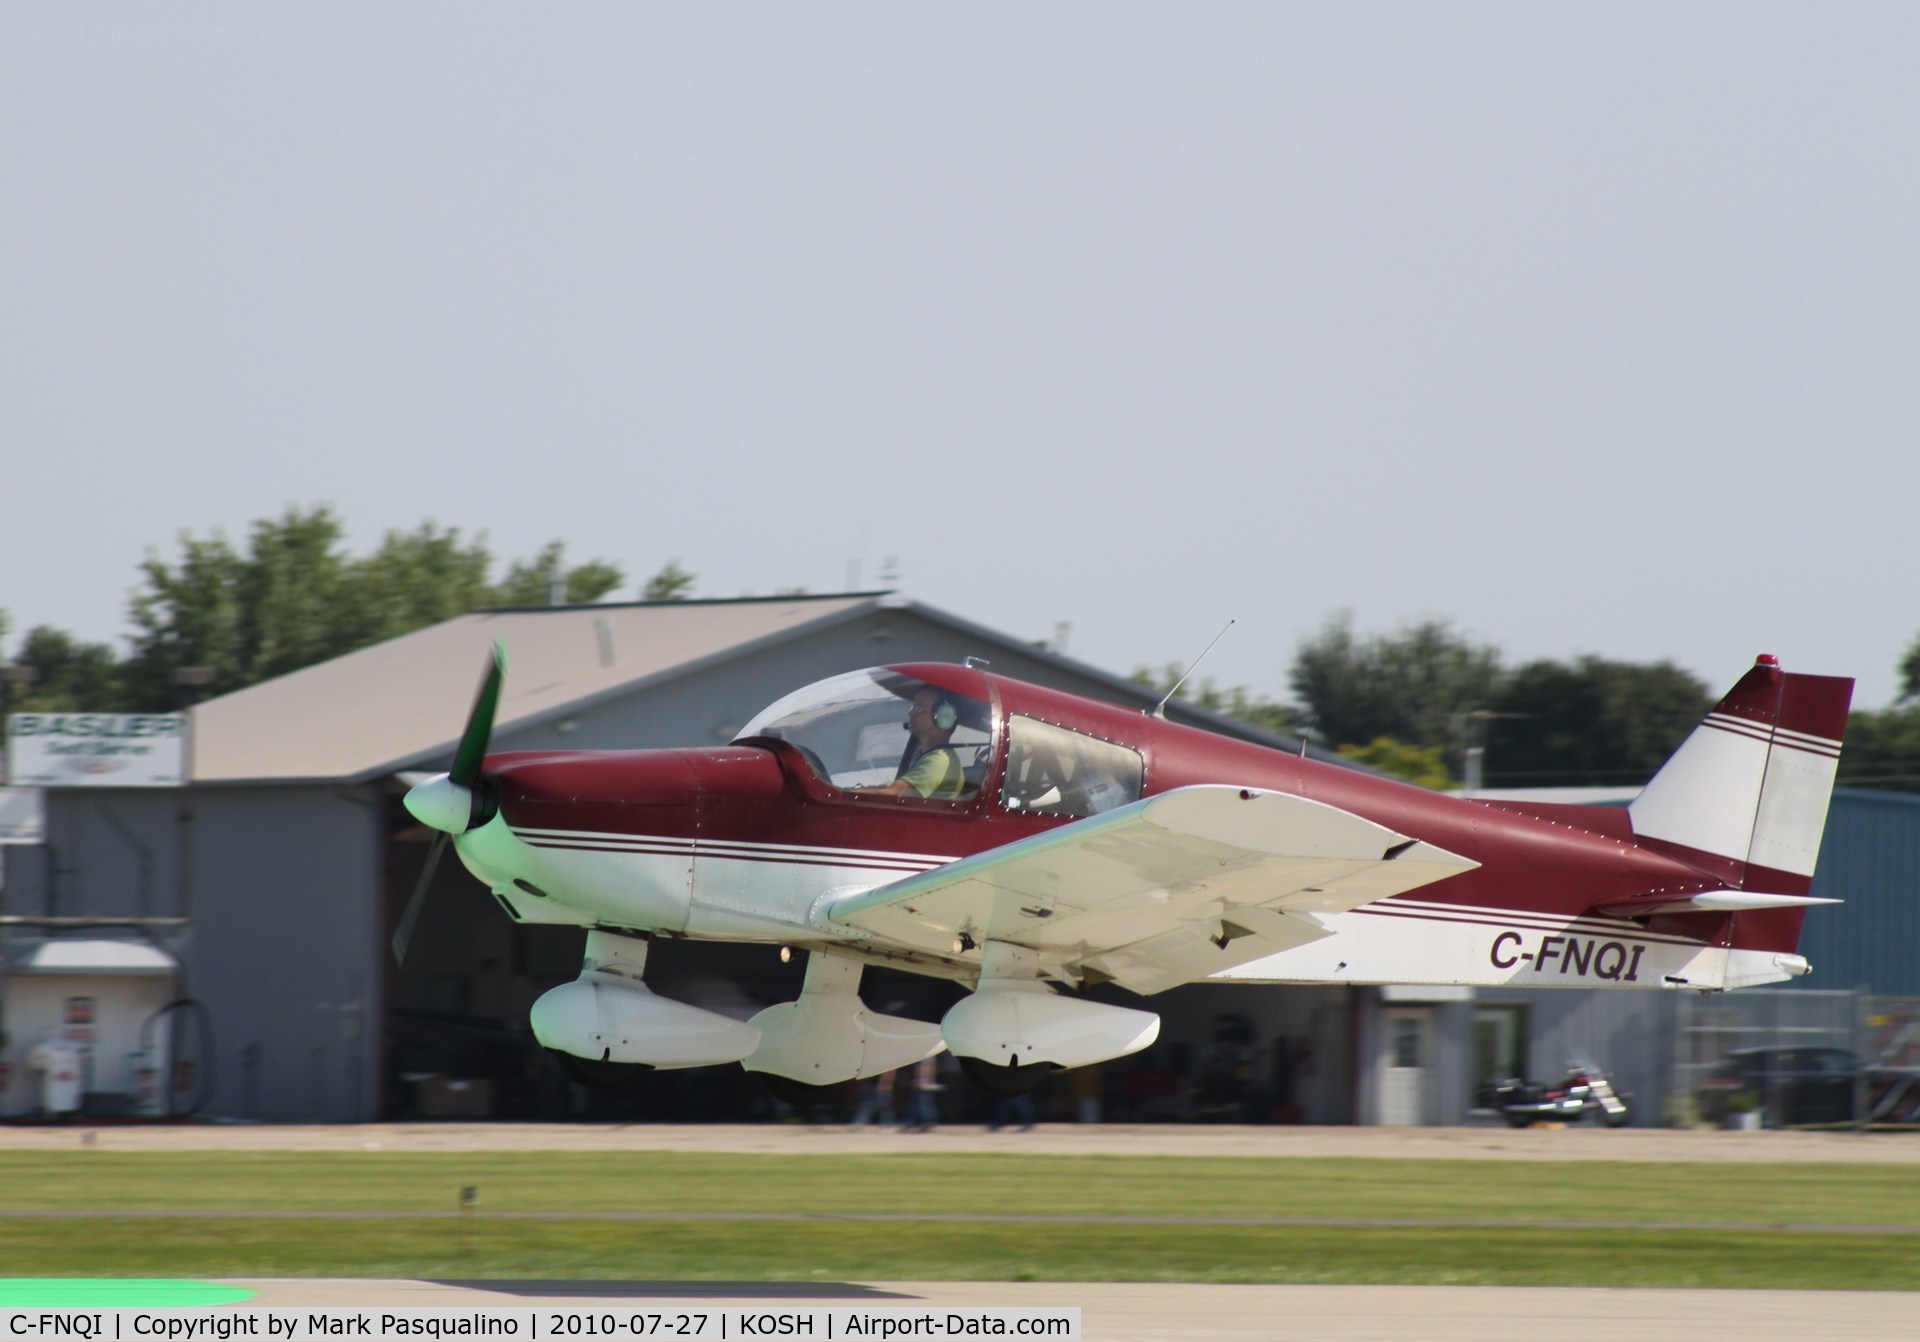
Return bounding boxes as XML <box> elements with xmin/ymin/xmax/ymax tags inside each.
<box><xmin>187</xmin><ymin>592</ymin><xmax>1332</xmax><ymax>784</ymax></box>
<box><xmin>191</xmin><ymin>594</ymin><xmax>882</xmax><ymax>783</ymax></box>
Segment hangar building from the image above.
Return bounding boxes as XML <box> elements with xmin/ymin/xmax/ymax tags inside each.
<box><xmin>1376</xmin><ymin>786</ymin><xmax>1920</xmax><ymax>1130</ymax></box>
<box><xmin>0</xmin><ymin>592</ymin><xmax>1359</xmax><ymax>1123</ymax></box>
<box><xmin>8</xmin><ymin>595</ymin><xmax>1905</xmax><ymax>1130</ymax></box>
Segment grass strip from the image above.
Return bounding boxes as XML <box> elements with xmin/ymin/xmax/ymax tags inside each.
<box><xmin>2</xmin><ymin>1216</ymin><xmax>1918</xmax><ymax>1291</ymax></box>
<box><xmin>4</xmin><ymin>1151</ymin><xmax>1916</xmax><ymax>1228</ymax></box>
<box><xmin>9</xmin><ymin>1150</ymin><xmax>1918</xmax><ymax>1290</ymax></box>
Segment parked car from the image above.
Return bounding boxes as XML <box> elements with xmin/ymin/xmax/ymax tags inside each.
<box><xmin>1697</xmin><ymin>1047</ymin><xmax>1858</xmax><ymax>1127</ymax></box>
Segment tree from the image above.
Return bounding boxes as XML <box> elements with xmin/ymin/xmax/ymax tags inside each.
<box><xmin>1838</xmin><ymin>631</ymin><xmax>1920</xmax><ymax>792</ymax></box>
<box><xmin>1837</xmin><ymin>706</ymin><xmax>1920</xmax><ymax>793</ymax></box>
<box><xmin>1337</xmin><ymin>737</ymin><xmax>1453</xmax><ymax>790</ymax></box>
<box><xmin>1286</xmin><ymin>616</ymin><xmax>1719</xmax><ymax>787</ymax></box>
<box><xmin>1128</xmin><ymin>665</ymin><xmax>1295</xmax><ymax>736</ymax></box>
<box><xmin>642</xmin><ymin>561</ymin><xmax>696</xmax><ymax>601</ymax></box>
<box><xmin>1480</xmin><ymin>657</ymin><xmax>1709</xmax><ymax>788</ymax></box>
<box><xmin>12</xmin><ymin>625</ymin><xmax>125</xmax><ymax>712</ymax></box>
<box><xmin>336</xmin><ymin>523</ymin><xmax>497</xmax><ymax>649</ymax></box>
<box><xmin>120</xmin><ymin>506</ymin><xmax>629</xmax><ymax>709</ymax></box>
<box><xmin>1288</xmin><ymin>613</ymin><xmax>1502</xmax><ymax>753</ymax></box>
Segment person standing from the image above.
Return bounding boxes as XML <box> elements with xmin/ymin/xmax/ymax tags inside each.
<box><xmin>901</xmin><ymin>1054</ymin><xmax>942</xmax><ymax>1131</ymax></box>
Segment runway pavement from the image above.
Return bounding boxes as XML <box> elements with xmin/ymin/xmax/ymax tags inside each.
<box><xmin>2</xmin><ymin>1120</ymin><xmax>1916</xmax><ymax>1161</ymax></box>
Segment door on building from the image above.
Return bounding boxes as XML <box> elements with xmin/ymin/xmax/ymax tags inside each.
<box><xmin>1472</xmin><ymin>1004</ymin><xmax>1528</xmax><ymax>1108</ymax></box>
<box><xmin>1380</xmin><ymin>1008</ymin><xmax>1432</xmax><ymax>1125</ymax></box>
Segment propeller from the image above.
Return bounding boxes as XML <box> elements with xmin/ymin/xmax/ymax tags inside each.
<box><xmin>393</xmin><ymin>641</ymin><xmax>506</xmax><ymax>966</ymax></box>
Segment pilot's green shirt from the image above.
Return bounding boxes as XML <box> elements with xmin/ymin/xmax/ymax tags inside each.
<box><xmin>901</xmin><ymin>746</ymin><xmax>966</xmax><ymax>798</ymax></box>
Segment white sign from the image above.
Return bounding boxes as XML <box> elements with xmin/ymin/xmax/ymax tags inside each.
<box><xmin>0</xmin><ymin>787</ymin><xmax>44</xmax><ymax>842</ymax></box>
<box><xmin>5</xmin><ymin>713</ymin><xmax>185</xmax><ymax>787</ymax></box>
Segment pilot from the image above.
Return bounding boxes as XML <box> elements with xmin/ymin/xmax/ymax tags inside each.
<box><xmin>860</xmin><ymin>688</ymin><xmax>967</xmax><ymax>799</ymax></box>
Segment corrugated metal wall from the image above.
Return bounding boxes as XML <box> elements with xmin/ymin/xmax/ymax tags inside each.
<box><xmin>1797</xmin><ymin>789</ymin><xmax>1920</xmax><ymax>997</ymax></box>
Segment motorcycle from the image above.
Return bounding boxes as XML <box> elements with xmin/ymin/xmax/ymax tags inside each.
<box><xmin>1488</xmin><ymin>1058</ymin><xmax>1631</xmax><ymax>1127</ymax></box>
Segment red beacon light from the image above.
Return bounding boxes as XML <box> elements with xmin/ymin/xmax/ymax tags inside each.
<box><xmin>1755</xmin><ymin>654</ymin><xmax>1780</xmax><ymax>669</ymax></box>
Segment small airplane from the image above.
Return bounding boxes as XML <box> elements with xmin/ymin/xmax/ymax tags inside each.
<box><xmin>397</xmin><ymin>649</ymin><xmax>1852</xmax><ymax>1101</ymax></box>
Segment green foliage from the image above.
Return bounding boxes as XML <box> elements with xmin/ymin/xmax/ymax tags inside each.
<box><xmin>642</xmin><ymin>560</ymin><xmax>697</xmax><ymax>601</ymax></box>
<box><xmin>7</xmin><ymin>506</ymin><xmax>645</xmax><ymax>713</ymax></box>
<box><xmin>1138</xmin><ymin>618</ymin><xmax>1715</xmax><ymax>787</ymax></box>
<box><xmin>1838</xmin><ymin>704</ymin><xmax>1920</xmax><ymax>793</ymax></box>
<box><xmin>1129</xmin><ymin>664</ymin><xmax>1295</xmax><ymax>736</ymax></box>
<box><xmin>488</xmin><ymin>540</ymin><xmax>626</xmax><ymax>608</ymax></box>
<box><xmin>1289</xmin><ymin>613</ymin><xmax>1503</xmax><ymax>755</ymax></box>
<box><xmin>121</xmin><ymin>506</ymin><xmax>629</xmax><ymax>707</ymax></box>
<box><xmin>1482</xmin><ymin>656</ymin><xmax>1709</xmax><ymax>787</ymax></box>
<box><xmin>11</xmin><ymin>626</ymin><xmax>124</xmax><ymax>711</ymax></box>
<box><xmin>337</xmin><ymin>523</ymin><xmax>498</xmax><ymax>648</ymax></box>
<box><xmin>1282</xmin><ymin>617</ymin><xmax>1717</xmax><ymax>788</ymax></box>
<box><xmin>1337</xmin><ymin>737</ymin><xmax>1452</xmax><ymax>789</ymax></box>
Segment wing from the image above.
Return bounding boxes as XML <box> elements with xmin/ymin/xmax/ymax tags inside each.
<box><xmin>824</xmin><ymin>785</ymin><xmax>1478</xmax><ymax>994</ymax></box>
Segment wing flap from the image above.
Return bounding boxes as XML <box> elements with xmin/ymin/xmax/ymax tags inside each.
<box><xmin>824</xmin><ymin>785</ymin><xmax>1477</xmax><ymax>992</ymax></box>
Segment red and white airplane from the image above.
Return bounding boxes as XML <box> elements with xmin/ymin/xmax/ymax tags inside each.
<box><xmin>399</xmin><ymin>651</ymin><xmax>1851</xmax><ymax>1098</ymax></box>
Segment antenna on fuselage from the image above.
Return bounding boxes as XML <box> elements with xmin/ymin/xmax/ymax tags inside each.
<box><xmin>1150</xmin><ymin>620</ymin><xmax>1235</xmax><ymax>719</ymax></box>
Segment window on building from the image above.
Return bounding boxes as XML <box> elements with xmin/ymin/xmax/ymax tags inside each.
<box><xmin>1472</xmin><ymin>1004</ymin><xmax>1529</xmax><ymax>1104</ymax></box>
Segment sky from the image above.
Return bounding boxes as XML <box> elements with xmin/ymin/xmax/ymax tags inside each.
<box><xmin>3</xmin><ymin>5</ymin><xmax>1916</xmax><ymax>710</ymax></box>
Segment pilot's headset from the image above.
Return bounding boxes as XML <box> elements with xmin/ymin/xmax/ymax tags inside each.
<box><xmin>908</xmin><ymin>694</ymin><xmax>960</xmax><ymax>732</ymax></box>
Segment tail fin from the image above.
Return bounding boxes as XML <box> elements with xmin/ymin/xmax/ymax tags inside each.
<box><xmin>1629</xmin><ymin>654</ymin><xmax>1853</xmax><ymax>896</ymax></box>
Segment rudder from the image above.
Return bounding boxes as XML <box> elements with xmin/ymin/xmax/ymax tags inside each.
<box><xmin>1628</xmin><ymin>654</ymin><xmax>1853</xmax><ymax>896</ymax></box>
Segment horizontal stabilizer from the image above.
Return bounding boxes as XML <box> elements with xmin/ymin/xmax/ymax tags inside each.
<box><xmin>1596</xmin><ymin>890</ymin><xmax>1841</xmax><ymax>918</ymax></box>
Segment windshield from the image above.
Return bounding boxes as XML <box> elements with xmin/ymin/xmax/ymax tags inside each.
<box><xmin>735</xmin><ymin>668</ymin><xmax>995</xmax><ymax>799</ymax></box>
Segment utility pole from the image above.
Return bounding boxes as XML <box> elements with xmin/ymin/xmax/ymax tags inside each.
<box><xmin>1459</xmin><ymin>709</ymin><xmax>1529</xmax><ymax>797</ymax></box>
<box><xmin>171</xmin><ymin>667</ymin><xmax>214</xmax><ymax>927</ymax></box>
<box><xmin>0</xmin><ymin>664</ymin><xmax>32</xmax><ymax>1068</ymax></box>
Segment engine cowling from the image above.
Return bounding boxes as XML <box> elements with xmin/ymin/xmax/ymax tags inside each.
<box><xmin>531</xmin><ymin>974</ymin><xmax>761</xmax><ymax>1069</ymax></box>
<box><xmin>941</xmin><ymin>981</ymin><xmax>1159</xmax><ymax>1071</ymax></box>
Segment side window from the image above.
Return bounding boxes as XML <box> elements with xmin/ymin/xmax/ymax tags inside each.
<box><xmin>1000</xmin><ymin>716</ymin><xmax>1143</xmax><ymax>818</ymax></box>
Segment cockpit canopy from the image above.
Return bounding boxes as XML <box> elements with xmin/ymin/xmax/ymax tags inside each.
<box><xmin>735</xmin><ymin>668</ymin><xmax>995</xmax><ymax>798</ymax></box>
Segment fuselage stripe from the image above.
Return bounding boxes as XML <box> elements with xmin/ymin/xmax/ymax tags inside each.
<box><xmin>518</xmin><ymin>837</ymin><xmax>930</xmax><ymax>875</ymax></box>
<box><xmin>509</xmin><ymin>827</ymin><xmax>954</xmax><ymax>865</ymax></box>
<box><xmin>1357</xmin><ymin>904</ymin><xmax>1704</xmax><ymax>948</ymax></box>
<box><xmin>1379</xmin><ymin>898</ymin><xmax>1708</xmax><ymax>943</ymax></box>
